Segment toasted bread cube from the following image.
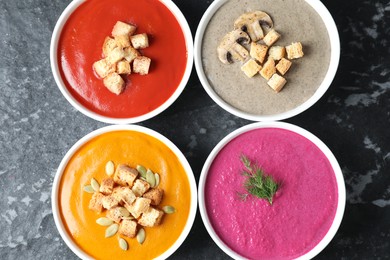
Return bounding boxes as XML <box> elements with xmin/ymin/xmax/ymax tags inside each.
<box><xmin>112</xmin><ymin>186</ymin><xmax>136</xmax><ymax>205</ymax></box>
<box><xmin>130</xmin><ymin>33</ymin><xmax>149</xmax><ymax>49</ymax></box>
<box><xmin>99</xmin><ymin>178</ymin><xmax>115</xmax><ymax>195</ymax></box>
<box><xmin>103</xmin><ymin>37</ymin><xmax>117</xmax><ymax>57</ymax></box>
<box><xmin>143</xmin><ymin>188</ymin><xmax>164</xmax><ymax>206</ymax></box>
<box><xmin>113</xmin><ymin>164</ymin><xmax>139</xmax><ymax>187</ymax></box>
<box><xmin>93</xmin><ymin>58</ymin><xmax>115</xmax><ymax>79</ymax></box>
<box><xmin>116</xmin><ymin>60</ymin><xmax>131</xmax><ymax>75</ymax></box>
<box><xmin>268</xmin><ymin>46</ymin><xmax>286</xmax><ymax>61</ymax></box>
<box><xmin>276</xmin><ymin>58</ymin><xmax>292</xmax><ymax>75</ymax></box>
<box><xmin>250</xmin><ymin>42</ymin><xmax>268</xmax><ymax>64</ymax></box>
<box><xmin>88</xmin><ymin>192</ymin><xmax>104</xmax><ymax>213</ymax></box>
<box><xmin>260</xmin><ymin>58</ymin><xmax>276</xmax><ymax>80</ymax></box>
<box><xmin>133</xmin><ymin>56</ymin><xmax>151</xmax><ymax>75</ymax></box>
<box><xmin>263</xmin><ymin>29</ymin><xmax>281</xmax><ymax>46</ymax></box>
<box><xmin>115</xmin><ymin>34</ymin><xmax>131</xmax><ymax>48</ymax></box>
<box><xmin>286</xmin><ymin>42</ymin><xmax>304</xmax><ymax>59</ymax></box>
<box><xmin>138</xmin><ymin>207</ymin><xmax>164</xmax><ymax>227</ymax></box>
<box><xmin>125</xmin><ymin>197</ymin><xmax>151</xmax><ymax>218</ymax></box>
<box><xmin>132</xmin><ymin>179</ymin><xmax>151</xmax><ymax>197</ymax></box>
<box><xmin>119</xmin><ymin>219</ymin><xmax>138</xmax><ymax>238</ymax></box>
<box><xmin>241</xmin><ymin>59</ymin><xmax>262</xmax><ymax>78</ymax></box>
<box><xmin>106</xmin><ymin>206</ymin><xmax>125</xmax><ymax>223</ymax></box>
<box><xmin>103</xmin><ymin>73</ymin><xmax>125</xmax><ymax>95</ymax></box>
<box><xmin>107</xmin><ymin>47</ymin><xmax>126</xmax><ymax>64</ymax></box>
<box><xmin>123</xmin><ymin>46</ymin><xmax>140</xmax><ymax>62</ymax></box>
<box><xmin>268</xmin><ymin>73</ymin><xmax>287</xmax><ymax>92</ymax></box>
<box><xmin>112</xmin><ymin>21</ymin><xmax>136</xmax><ymax>37</ymax></box>
<box><xmin>102</xmin><ymin>195</ymin><xmax>120</xmax><ymax>210</ymax></box>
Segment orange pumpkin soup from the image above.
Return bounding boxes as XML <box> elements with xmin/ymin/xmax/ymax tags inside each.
<box><xmin>58</xmin><ymin>130</ymin><xmax>191</xmax><ymax>259</ymax></box>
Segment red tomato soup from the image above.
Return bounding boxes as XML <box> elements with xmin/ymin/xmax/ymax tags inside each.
<box><xmin>58</xmin><ymin>0</ymin><xmax>187</xmax><ymax>118</ymax></box>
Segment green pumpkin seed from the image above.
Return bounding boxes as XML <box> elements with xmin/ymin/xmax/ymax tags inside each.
<box><xmin>136</xmin><ymin>228</ymin><xmax>146</xmax><ymax>244</ymax></box>
<box><xmin>96</xmin><ymin>217</ymin><xmax>113</xmax><ymax>226</ymax></box>
<box><xmin>91</xmin><ymin>178</ymin><xmax>100</xmax><ymax>192</ymax></box>
<box><xmin>83</xmin><ymin>185</ymin><xmax>94</xmax><ymax>193</ymax></box>
<box><xmin>119</xmin><ymin>238</ymin><xmax>128</xmax><ymax>251</ymax></box>
<box><xmin>119</xmin><ymin>207</ymin><xmax>130</xmax><ymax>217</ymax></box>
<box><xmin>105</xmin><ymin>161</ymin><xmax>115</xmax><ymax>176</ymax></box>
<box><xmin>162</xmin><ymin>205</ymin><xmax>176</xmax><ymax>214</ymax></box>
<box><xmin>105</xmin><ymin>223</ymin><xmax>119</xmax><ymax>238</ymax></box>
<box><xmin>154</xmin><ymin>173</ymin><xmax>160</xmax><ymax>186</ymax></box>
<box><xmin>146</xmin><ymin>170</ymin><xmax>156</xmax><ymax>187</ymax></box>
<box><xmin>136</xmin><ymin>165</ymin><xmax>147</xmax><ymax>178</ymax></box>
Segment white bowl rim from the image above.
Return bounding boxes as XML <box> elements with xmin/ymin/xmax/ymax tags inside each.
<box><xmin>51</xmin><ymin>125</ymin><xmax>198</xmax><ymax>260</ymax></box>
<box><xmin>194</xmin><ymin>0</ymin><xmax>340</xmax><ymax>122</ymax></box>
<box><xmin>198</xmin><ymin>121</ymin><xmax>346</xmax><ymax>260</ymax></box>
<box><xmin>50</xmin><ymin>0</ymin><xmax>194</xmax><ymax>125</ymax></box>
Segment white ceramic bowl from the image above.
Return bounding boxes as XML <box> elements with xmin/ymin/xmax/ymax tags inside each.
<box><xmin>194</xmin><ymin>0</ymin><xmax>340</xmax><ymax>121</ymax></box>
<box><xmin>198</xmin><ymin>121</ymin><xmax>345</xmax><ymax>259</ymax></box>
<box><xmin>50</xmin><ymin>0</ymin><xmax>193</xmax><ymax>124</ymax></box>
<box><xmin>52</xmin><ymin>125</ymin><xmax>197</xmax><ymax>260</ymax></box>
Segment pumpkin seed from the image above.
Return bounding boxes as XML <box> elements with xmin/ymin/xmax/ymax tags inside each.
<box><xmin>154</xmin><ymin>173</ymin><xmax>160</xmax><ymax>186</ymax></box>
<box><xmin>136</xmin><ymin>228</ymin><xmax>146</xmax><ymax>244</ymax></box>
<box><xmin>162</xmin><ymin>206</ymin><xmax>176</xmax><ymax>214</ymax></box>
<box><xmin>146</xmin><ymin>170</ymin><xmax>156</xmax><ymax>187</ymax></box>
<box><xmin>96</xmin><ymin>217</ymin><xmax>113</xmax><ymax>226</ymax></box>
<box><xmin>119</xmin><ymin>207</ymin><xmax>130</xmax><ymax>218</ymax></box>
<box><xmin>105</xmin><ymin>161</ymin><xmax>115</xmax><ymax>176</ymax></box>
<box><xmin>91</xmin><ymin>178</ymin><xmax>100</xmax><ymax>192</ymax></box>
<box><xmin>136</xmin><ymin>165</ymin><xmax>147</xmax><ymax>178</ymax></box>
<box><xmin>121</xmin><ymin>216</ymin><xmax>134</xmax><ymax>220</ymax></box>
<box><xmin>105</xmin><ymin>223</ymin><xmax>119</xmax><ymax>238</ymax></box>
<box><xmin>119</xmin><ymin>238</ymin><xmax>128</xmax><ymax>251</ymax></box>
<box><xmin>83</xmin><ymin>185</ymin><xmax>94</xmax><ymax>193</ymax></box>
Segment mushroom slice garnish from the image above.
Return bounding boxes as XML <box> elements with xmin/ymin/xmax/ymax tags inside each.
<box><xmin>217</xmin><ymin>29</ymin><xmax>250</xmax><ymax>64</ymax></box>
<box><xmin>234</xmin><ymin>11</ymin><xmax>274</xmax><ymax>42</ymax></box>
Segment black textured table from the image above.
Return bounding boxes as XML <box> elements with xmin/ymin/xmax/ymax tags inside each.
<box><xmin>0</xmin><ymin>0</ymin><xmax>389</xmax><ymax>259</ymax></box>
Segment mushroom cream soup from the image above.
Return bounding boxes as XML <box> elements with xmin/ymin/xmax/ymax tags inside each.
<box><xmin>202</xmin><ymin>0</ymin><xmax>331</xmax><ymax>115</ymax></box>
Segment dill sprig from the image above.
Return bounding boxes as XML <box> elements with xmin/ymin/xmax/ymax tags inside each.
<box><xmin>238</xmin><ymin>155</ymin><xmax>279</xmax><ymax>205</ymax></box>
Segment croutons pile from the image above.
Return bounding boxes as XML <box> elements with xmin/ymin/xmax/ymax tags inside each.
<box><xmin>93</xmin><ymin>21</ymin><xmax>152</xmax><ymax>95</ymax></box>
<box><xmin>84</xmin><ymin>161</ymin><xmax>175</xmax><ymax>251</ymax></box>
<box><xmin>217</xmin><ymin>11</ymin><xmax>304</xmax><ymax>93</ymax></box>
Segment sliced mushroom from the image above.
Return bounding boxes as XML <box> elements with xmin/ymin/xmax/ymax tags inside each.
<box><xmin>217</xmin><ymin>29</ymin><xmax>250</xmax><ymax>64</ymax></box>
<box><xmin>234</xmin><ymin>11</ymin><xmax>274</xmax><ymax>42</ymax></box>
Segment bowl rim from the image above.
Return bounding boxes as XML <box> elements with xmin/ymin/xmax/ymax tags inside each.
<box><xmin>50</xmin><ymin>0</ymin><xmax>194</xmax><ymax>125</ymax></box>
<box><xmin>198</xmin><ymin>121</ymin><xmax>346</xmax><ymax>260</ymax></box>
<box><xmin>51</xmin><ymin>125</ymin><xmax>198</xmax><ymax>260</ymax></box>
<box><xmin>194</xmin><ymin>0</ymin><xmax>340</xmax><ymax>122</ymax></box>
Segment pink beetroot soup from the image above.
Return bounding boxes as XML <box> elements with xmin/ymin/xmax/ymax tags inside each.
<box><xmin>205</xmin><ymin>128</ymin><xmax>338</xmax><ymax>259</ymax></box>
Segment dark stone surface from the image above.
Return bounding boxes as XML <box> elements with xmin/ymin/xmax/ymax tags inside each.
<box><xmin>0</xmin><ymin>0</ymin><xmax>389</xmax><ymax>259</ymax></box>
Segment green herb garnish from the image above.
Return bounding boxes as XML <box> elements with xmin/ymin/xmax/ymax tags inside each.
<box><xmin>238</xmin><ymin>155</ymin><xmax>279</xmax><ymax>205</ymax></box>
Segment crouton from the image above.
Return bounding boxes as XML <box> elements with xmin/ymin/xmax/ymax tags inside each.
<box><xmin>99</xmin><ymin>178</ymin><xmax>115</xmax><ymax>195</ymax></box>
<box><xmin>125</xmin><ymin>197</ymin><xmax>151</xmax><ymax>218</ymax></box>
<box><xmin>286</xmin><ymin>42</ymin><xmax>304</xmax><ymax>59</ymax></box>
<box><xmin>130</xmin><ymin>33</ymin><xmax>149</xmax><ymax>49</ymax></box>
<box><xmin>107</xmin><ymin>47</ymin><xmax>126</xmax><ymax>64</ymax></box>
<box><xmin>93</xmin><ymin>58</ymin><xmax>115</xmax><ymax>79</ymax></box>
<box><xmin>113</xmin><ymin>164</ymin><xmax>139</xmax><ymax>187</ymax></box>
<box><xmin>276</xmin><ymin>58</ymin><xmax>292</xmax><ymax>75</ymax></box>
<box><xmin>115</xmin><ymin>34</ymin><xmax>131</xmax><ymax>48</ymax></box>
<box><xmin>268</xmin><ymin>46</ymin><xmax>286</xmax><ymax>61</ymax></box>
<box><xmin>112</xmin><ymin>186</ymin><xmax>136</xmax><ymax>205</ymax></box>
<box><xmin>88</xmin><ymin>192</ymin><xmax>104</xmax><ymax>213</ymax></box>
<box><xmin>112</xmin><ymin>21</ymin><xmax>137</xmax><ymax>37</ymax></box>
<box><xmin>103</xmin><ymin>72</ymin><xmax>125</xmax><ymax>95</ymax></box>
<box><xmin>123</xmin><ymin>46</ymin><xmax>140</xmax><ymax>62</ymax></box>
<box><xmin>102</xmin><ymin>37</ymin><xmax>117</xmax><ymax>57</ymax></box>
<box><xmin>116</xmin><ymin>60</ymin><xmax>131</xmax><ymax>75</ymax></box>
<box><xmin>143</xmin><ymin>188</ymin><xmax>164</xmax><ymax>206</ymax></box>
<box><xmin>132</xmin><ymin>179</ymin><xmax>150</xmax><ymax>197</ymax></box>
<box><xmin>263</xmin><ymin>29</ymin><xmax>281</xmax><ymax>46</ymax></box>
<box><xmin>241</xmin><ymin>59</ymin><xmax>262</xmax><ymax>78</ymax></box>
<box><xmin>138</xmin><ymin>207</ymin><xmax>164</xmax><ymax>227</ymax></box>
<box><xmin>106</xmin><ymin>206</ymin><xmax>127</xmax><ymax>223</ymax></box>
<box><xmin>250</xmin><ymin>42</ymin><xmax>268</xmax><ymax>64</ymax></box>
<box><xmin>133</xmin><ymin>56</ymin><xmax>151</xmax><ymax>75</ymax></box>
<box><xmin>119</xmin><ymin>219</ymin><xmax>138</xmax><ymax>238</ymax></box>
<box><xmin>102</xmin><ymin>195</ymin><xmax>120</xmax><ymax>210</ymax></box>
<box><xmin>259</xmin><ymin>58</ymin><xmax>276</xmax><ymax>80</ymax></box>
<box><xmin>267</xmin><ymin>73</ymin><xmax>287</xmax><ymax>92</ymax></box>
